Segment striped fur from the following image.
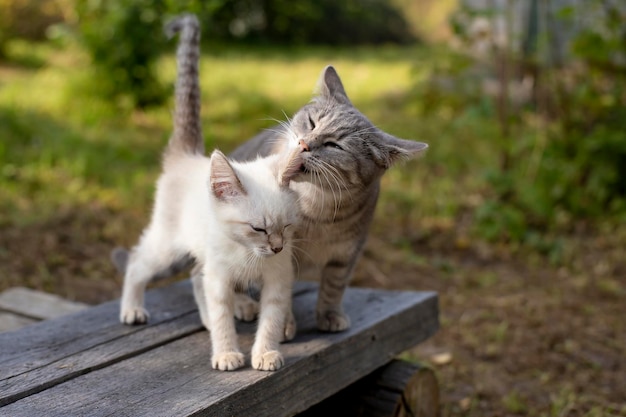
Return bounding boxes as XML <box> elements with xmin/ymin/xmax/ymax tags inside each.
<box><xmin>231</xmin><ymin>65</ymin><xmax>428</xmax><ymax>332</ymax></box>
<box><xmin>164</xmin><ymin>14</ymin><xmax>203</xmax><ymax>157</ymax></box>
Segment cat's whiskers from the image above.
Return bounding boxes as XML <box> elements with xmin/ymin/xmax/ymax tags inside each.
<box><xmin>316</xmin><ymin>158</ymin><xmax>351</xmax><ymax>206</ymax></box>
<box><xmin>308</xmin><ymin>158</ymin><xmax>337</xmax><ymax>218</ymax></box>
<box><xmin>307</xmin><ymin>157</ymin><xmax>346</xmax><ymax>221</ymax></box>
<box><xmin>305</xmin><ymin>159</ymin><xmax>331</xmax><ymax>221</ymax></box>
<box><xmin>290</xmin><ymin>241</ymin><xmax>316</xmax><ymax>265</ymax></box>
<box><xmin>316</xmin><ymin>161</ymin><xmax>341</xmax><ymax>221</ymax></box>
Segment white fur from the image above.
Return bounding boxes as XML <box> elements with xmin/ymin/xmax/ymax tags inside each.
<box><xmin>120</xmin><ymin>151</ymin><xmax>299</xmax><ymax>371</ymax></box>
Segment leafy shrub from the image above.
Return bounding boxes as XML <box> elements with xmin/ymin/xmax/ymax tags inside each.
<box><xmin>0</xmin><ymin>0</ymin><xmax>66</xmax><ymax>58</ymax></box>
<box><xmin>76</xmin><ymin>0</ymin><xmax>170</xmax><ymax>109</ymax></box>
<box><xmin>73</xmin><ymin>0</ymin><xmax>415</xmax><ymax>109</ymax></box>
<box><xmin>414</xmin><ymin>1</ymin><xmax>626</xmax><ymax>248</ymax></box>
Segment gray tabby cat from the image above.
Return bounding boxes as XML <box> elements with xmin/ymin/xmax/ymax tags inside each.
<box><xmin>230</xmin><ymin>66</ymin><xmax>428</xmax><ymax>332</ymax></box>
<box><xmin>117</xmin><ymin>14</ymin><xmax>303</xmax><ymax>371</ymax></box>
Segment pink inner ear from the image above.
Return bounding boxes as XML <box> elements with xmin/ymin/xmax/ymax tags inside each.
<box><xmin>212</xmin><ymin>180</ymin><xmax>241</xmax><ymax>199</ymax></box>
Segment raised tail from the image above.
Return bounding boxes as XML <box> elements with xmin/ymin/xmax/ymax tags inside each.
<box><xmin>164</xmin><ymin>14</ymin><xmax>204</xmax><ymax>156</ymax></box>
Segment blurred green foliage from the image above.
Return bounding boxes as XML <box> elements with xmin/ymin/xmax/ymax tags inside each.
<box><xmin>76</xmin><ymin>0</ymin><xmax>170</xmax><ymax>108</ymax></box>
<box><xmin>414</xmin><ymin>0</ymin><xmax>626</xmax><ymax>255</ymax></box>
<box><xmin>69</xmin><ymin>0</ymin><xmax>415</xmax><ymax>108</ymax></box>
<box><xmin>0</xmin><ymin>0</ymin><xmax>66</xmax><ymax>58</ymax></box>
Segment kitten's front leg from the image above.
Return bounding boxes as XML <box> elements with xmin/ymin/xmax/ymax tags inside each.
<box><xmin>119</xmin><ymin>247</ymin><xmax>162</xmax><ymax>324</ymax></box>
<box><xmin>316</xmin><ymin>260</ymin><xmax>354</xmax><ymax>332</ymax></box>
<box><xmin>191</xmin><ymin>272</ymin><xmax>210</xmax><ymax>330</ymax></box>
<box><xmin>282</xmin><ymin>308</ymin><xmax>297</xmax><ymax>342</ymax></box>
<box><xmin>234</xmin><ymin>291</ymin><xmax>259</xmax><ymax>322</ymax></box>
<box><xmin>233</xmin><ymin>289</ymin><xmax>295</xmax><ymax>340</ymax></box>
<box><xmin>204</xmin><ymin>270</ymin><xmax>244</xmax><ymax>371</ymax></box>
<box><xmin>251</xmin><ymin>274</ymin><xmax>293</xmax><ymax>371</ymax></box>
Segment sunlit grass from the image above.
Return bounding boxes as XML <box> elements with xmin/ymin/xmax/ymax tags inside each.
<box><xmin>1</xmin><ymin>41</ymin><xmax>460</xmax><ymax>230</ymax></box>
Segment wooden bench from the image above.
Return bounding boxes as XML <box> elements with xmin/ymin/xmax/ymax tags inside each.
<box><xmin>0</xmin><ymin>280</ymin><xmax>439</xmax><ymax>416</ymax></box>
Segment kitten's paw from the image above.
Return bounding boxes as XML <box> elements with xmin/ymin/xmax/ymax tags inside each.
<box><xmin>316</xmin><ymin>309</ymin><xmax>351</xmax><ymax>332</ymax></box>
<box><xmin>120</xmin><ymin>307</ymin><xmax>149</xmax><ymax>325</ymax></box>
<box><xmin>212</xmin><ymin>351</ymin><xmax>245</xmax><ymax>371</ymax></box>
<box><xmin>234</xmin><ymin>293</ymin><xmax>259</xmax><ymax>322</ymax></box>
<box><xmin>282</xmin><ymin>310</ymin><xmax>297</xmax><ymax>342</ymax></box>
<box><xmin>252</xmin><ymin>350</ymin><xmax>284</xmax><ymax>371</ymax></box>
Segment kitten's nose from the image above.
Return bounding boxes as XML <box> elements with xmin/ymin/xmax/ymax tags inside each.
<box><xmin>271</xmin><ymin>246</ymin><xmax>283</xmax><ymax>254</ymax></box>
<box><xmin>298</xmin><ymin>139</ymin><xmax>309</xmax><ymax>152</ymax></box>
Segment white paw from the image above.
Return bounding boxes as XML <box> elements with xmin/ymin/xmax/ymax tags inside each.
<box><xmin>252</xmin><ymin>350</ymin><xmax>284</xmax><ymax>371</ymax></box>
<box><xmin>120</xmin><ymin>307</ymin><xmax>149</xmax><ymax>325</ymax></box>
<box><xmin>234</xmin><ymin>293</ymin><xmax>259</xmax><ymax>322</ymax></box>
<box><xmin>282</xmin><ymin>311</ymin><xmax>297</xmax><ymax>342</ymax></box>
<box><xmin>212</xmin><ymin>351</ymin><xmax>245</xmax><ymax>371</ymax></box>
<box><xmin>316</xmin><ymin>309</ymin><xmax>350</xmax><ymax>332</ymax></box>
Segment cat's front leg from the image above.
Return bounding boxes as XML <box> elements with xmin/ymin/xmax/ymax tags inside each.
<box><xmin>204</xmin><ymin>270</ymin><xmax>244</xmax><ymax>371</ymax></box>
<box><xmin>251</xmin><ymin>274</ymin><xmax>292</xmax><ymax>371</ymax></box>
<box><xmin>316</xmin><ymin>260</ymin><xmax>353</xmax><ymax>332</ymax></box>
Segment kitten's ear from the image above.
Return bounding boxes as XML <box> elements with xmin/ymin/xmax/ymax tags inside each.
<box><xmin>372</xmin><ymin>133</ymin><xmax>429</xmax><ymax>169</ymax></box>
<box><xmin>317</xmin><ymin>65</ymin><xmax>351</xmax><ymax>105</ymax></box>
<box><xmin>209</xmin><ymin>150</ymin><xmax>246</xmax><ymax>200</ymax></box>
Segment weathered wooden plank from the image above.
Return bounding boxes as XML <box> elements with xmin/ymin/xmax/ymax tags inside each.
<box><xmin>1</xmin><ymin>287</ymin><xmax>438</xmax><ymax>417</ymax></box>
<box><xmin>0</xmin><ymin>312</ymin><xmax>37</xmax><ymax>333</ymax></box>
<box><xmin>0</xmin><ymin>281</ymin><xmax>317</xmax><ymax>406</ymax></box>
<box><xmin>0</xmin><ymin>287</ymin><xmax>88</xmax><ymax>320</ymax></box>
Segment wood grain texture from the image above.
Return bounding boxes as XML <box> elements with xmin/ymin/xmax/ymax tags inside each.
<box><xmin>1</xmin><ymin>283</ymin><xmax>438</xmax><ymax>417</ymax></box>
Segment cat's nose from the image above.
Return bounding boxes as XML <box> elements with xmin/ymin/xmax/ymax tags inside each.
<box><xmin>298</xmin><ymin>139</ymin><xmax>309</xmax><ymax>152</ymax></box>
<box><xmin>271</xmin><ymin>246</ymin><xmax>283</xmax><ymax>254</ymax></box>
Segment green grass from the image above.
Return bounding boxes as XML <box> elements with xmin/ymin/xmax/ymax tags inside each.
<box><xmin>0</xmin><ymin>41</ymin><xmax>469</xmax><ymax>231</ymax></box>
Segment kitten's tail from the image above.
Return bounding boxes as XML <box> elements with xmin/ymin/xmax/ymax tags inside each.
<box><xmin>164</xmin><ymin>14</ymin><xmax>204</xmax><ymax>157</ymax></box>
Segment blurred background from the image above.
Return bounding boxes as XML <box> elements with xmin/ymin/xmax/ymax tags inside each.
<box><xmin>0</xmin><ymin>0</ymin><xmax>624</xmax><ymax>415</ymax></box>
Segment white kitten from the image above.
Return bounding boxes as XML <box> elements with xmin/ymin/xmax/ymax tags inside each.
<box><xmin>118</xmin><ymin>15</ymin><xmax>303</xmax><ymax>371</ymax></box>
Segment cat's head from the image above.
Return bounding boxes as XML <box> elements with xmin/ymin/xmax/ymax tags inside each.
<box><xmin>285</xmin><ymin>65</ymin><xmax>428</xmax><ymax>189</ymax></box>
<box><xmin>209</xmin><ymin>149</ymin><xmax>300</xmax><ymax>258</ymax></box>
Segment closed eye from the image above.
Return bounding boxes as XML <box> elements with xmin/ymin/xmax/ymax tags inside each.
<box><xmin>324</xmin><ymin>141</ymin><xmax>342</xmax><ymax>150</ymax></box>
<box><xmin>308</xmin><ymin>115</ymin><xmax>316</xmax><ymax>130</ymax></box>
<box><xmin>250</xmin><ymin>225</ymin><xmax>267</xmax><ymax>234</ymax></box>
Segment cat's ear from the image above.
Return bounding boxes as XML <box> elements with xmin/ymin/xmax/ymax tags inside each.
<box><xmin>317</xmin><ymin>65</ymin><xmax>352</xmax><ymax>105</ymax></box>
<box><xmin>209</xmin><ymin>150</ymin><xmax>246</xmax><ymax>200</ymax></box>
<box><xmin>372</xmin><ymin>133</ymin><xmax>428</xmax><ymax>169</ymax></box>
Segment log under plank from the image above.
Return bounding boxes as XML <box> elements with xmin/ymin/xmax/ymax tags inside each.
<box><xmin>298</xmin><ymin>359</ymin><xmax>439</xmax><ymax>417</ymax></box>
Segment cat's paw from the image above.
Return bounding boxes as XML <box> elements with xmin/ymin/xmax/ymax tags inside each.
<box><xmin>316</xmin><ymin>309</ymin><xmax>351</xmax><ymax>332</ymax></box>
<box><xmin>234</xmin><ymin>293</ymin><xmax>259</xmax><ymax>322</ymax></box>
<box><xmin>282</xmin><ymin>310</ymin><xmax>297</xmax><ymax>342</ymax></box>
<box><xmin>120</xmin><ymin>307</ymin><xmax>149</xmax><ymax>325</ymax></box>
<box><xmin>212</xmin><ymin>351</ymin><xmax>245</xmax><ymax>371</ymax></box>
<box><xmin>252</xmin><ymin>350</ymin><xmax>284</xmax><ymax>371</ymax></box>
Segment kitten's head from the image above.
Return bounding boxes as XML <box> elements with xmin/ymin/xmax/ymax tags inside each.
<box><xmin>285</xmin><ymin>65</ymin><xmax>428</xmax><ymax>190</ymax></box>
<box><xmin>209</xmin><ymin>149</ymin><xmax>300</xmax><ymax>258</ymax></box>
